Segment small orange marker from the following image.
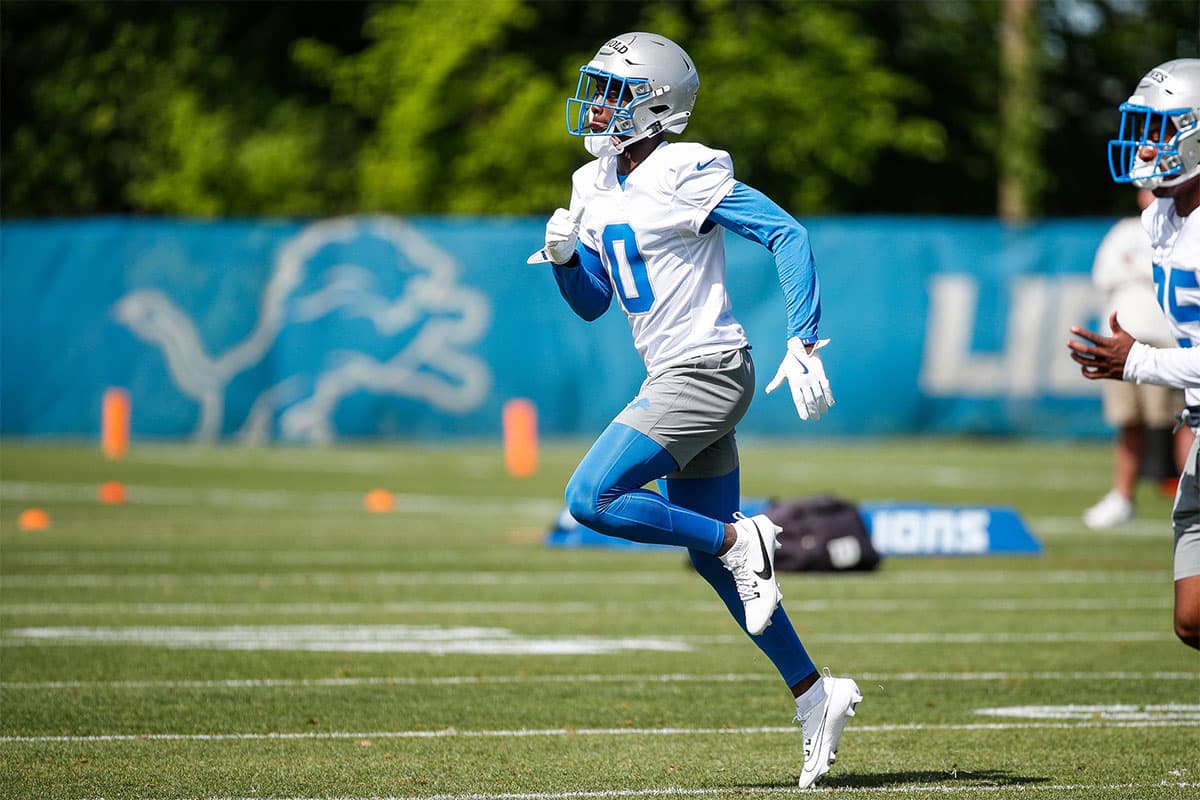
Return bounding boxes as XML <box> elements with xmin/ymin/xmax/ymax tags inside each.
<box><xmin>364</xmin><ymin>488</ymin><xmax>396</xmax><ymax>513</ymax></box>
<box><xmin>503</xmin><ymin>398</ymin><xmax>538</xmax><ymax>478</ymax></box>
<box><xmin>101</xmin><ymin>388</ymin><xmax>131</xmax><ymax>461</ymax></box>
<box><xmin>98</xmin><ymin>481</ymin><xmax>127</xmax><ymax>505</ymax></box>
<box><xmin>17</xmin><ymin>508</ymin><xmax>51</xmax><ymax>531</ymax></box>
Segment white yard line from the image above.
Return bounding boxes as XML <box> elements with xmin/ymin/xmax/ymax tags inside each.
<box><xmin>0</xmin><ymin>569</ymin><xmax>1172</xmax><ymax>588</ymax></box>
<box><xmin>0</xmin><ymin>627</ymin><xmax>1179</xmax><ymax>651</ymax></box>
<box><xmin>5</xmin><ymin>719</ymin><xmax>1200</xmax><ymax>744</ymax></box>
<box><xmin>80</xmin><ymin>783</ymin><xmax>1195</xmax><ymax>800</ymax></box>
<box><xmin>2</xmin><ymin>671</ymin><xmax>1196</xmax><ymax>691</ymax></box>
<box><xmin>0</xmin><ymin>481</ymin><xmax>560</xmax><ymax>518</ymax></box>
<box><xmin>0</xmin><ymin>481</ymin><xmax>1183</xmax><ymax>536</ymax></box>
<box><xmin>0</xmin><ymin>597</ymin><xmax>1172</xmax><ymax>616</ymax></box>
<box><xmin>1027</xmin><ymin>516</ymin><xmax>1175</xmax><ymax>537</ymax></box>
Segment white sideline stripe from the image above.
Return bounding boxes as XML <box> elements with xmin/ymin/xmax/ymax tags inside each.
<box><xmin>78</xmin><ymin>783</ymin><xmax>1199</xmax><ymax>800</ymax></box>
<box><xmin>0</xmin><ymin>481</ymin><xmax>561</xmax><ymax>518</ymax></box>
<box><xmin>5</xmin><ymin>719</ymin><xmax>1200</xmax><ymax>744</ymax></box>
<box><xmin>0</xmin><ymin>597</ymin><xmax>1172</xmax><ymax>615</ymax></box>
<box><xmin>79</xmin><ymin>786</ymin><xmax>1200</xmax><ymax>800</ymax></box>
<box><xmin>1029</xmin><ymin>516</ymin><xmax>1175</xmax><ymax>537</ymax></box>
<box><xmin>0</xmin><ymin>569</ymin><xmax>1171</xmax><ymax>588</ymax></box>
<box><xmin>3</xmin><ymin>671</ymin><xmax>1196</xmax><ymax>691</ymax></box>
<box><xmin>1</xmin><ymin>626</ymin><xmax>692</xmax><ymax>656</ymax></box>
<box><xmin>0</xmin><ymin>627</ymin><xmax>1178</xmax><ymax>650</ymax></box>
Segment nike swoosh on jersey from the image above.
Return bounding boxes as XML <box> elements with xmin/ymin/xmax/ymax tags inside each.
<box><xmin>697</xmin><ymin>157</ymin><xmax>718</xmax><ymax>170</ymax></box>
<box><xmin>754</xmin><ymin>529</ymin><xmax>773</xmax><ymax>580</ymax></box>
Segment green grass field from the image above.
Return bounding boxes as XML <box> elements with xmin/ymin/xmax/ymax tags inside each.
<box><xmin>1</xmin><ymin>438</ymin><xmax>1197</xmax><ymax>800</ymax></box>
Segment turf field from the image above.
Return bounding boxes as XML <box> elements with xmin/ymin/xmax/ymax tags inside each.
<box><xmin>1</xmin><ymin>438</ymin><xmax>1197</xmax><ymax>800</ymax></box>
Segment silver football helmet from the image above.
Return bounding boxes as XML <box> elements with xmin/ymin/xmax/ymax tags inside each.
<box><xmin>566</xmin><ymin>32</ymin><xmax>699</xmax><ymax>152</ymax></box>
<box><xmin>1109</xmin><ymin>58</ymin><xmax>1200</xmax><ymax>189</ymax></box>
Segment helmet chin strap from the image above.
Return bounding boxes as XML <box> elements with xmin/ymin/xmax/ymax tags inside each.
<box><xmin>584</xmin><ymin>135</ymin><xmax>621</xmax><ymax>157</ymax></box>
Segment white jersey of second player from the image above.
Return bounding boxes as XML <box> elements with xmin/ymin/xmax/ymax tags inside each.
<box><xmin>1132</xmin><ymin>198</ymin><xmax>1200</xmax><ymax>401</ymax></box>
<box><xmin>569</xmin><ymin>140</ymin><xmax>746</xmax><ymax>375</ymax></box>
<box><xmin>1093</xmin><ymin>216</ymin><xmax>1174</xmax><ymax>346</ymax></box>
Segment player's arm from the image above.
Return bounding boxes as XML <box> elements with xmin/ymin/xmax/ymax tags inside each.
<box><xmin>707</xmin><ymin>181</ymin><xmax>832</xmax><ymax>420</ymax></box>
<box><xmin>707</xmin><ymin>182</ymin><xmax>820</xmax><ymax>343</ymax></box>
<box><xmin>552</xmin><ymin>243</ymin><xmax>613</xmax><ymax>322</ymax></box>
<box><xmin>1125</xmin><ymin>341</ymin><xmax>1200</xmax><ymax>387</ymax></box>
<box><xmin>1070</xmin><ymin>311</ymin><xmax>1200</xmax><ymax>386</ymax></box>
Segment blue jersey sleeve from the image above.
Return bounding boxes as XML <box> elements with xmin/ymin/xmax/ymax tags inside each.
<box><xmin>708</xmin><ymin>182</ymin><xmax>821</xmax><ymax>343</ymax></box>
<box><xmin>552</xmin><ymin>242</ymin><xmax>613</xmax><ymax>321</ymax></box>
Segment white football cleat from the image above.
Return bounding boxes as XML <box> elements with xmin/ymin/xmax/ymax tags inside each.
<box><xmin>719</xmin><ymin>512</ymin><xmax>782</xmax><ymax>636</ymax></box>
<box><xmin>1082</xmin><ymin>490</ymin><xmax>1133</xmax><ymax>530</ymax></box>
<box><xmin>797</xmin><ymin>674</ymin><xmax>863</xmax><ymax>789</ymax></box>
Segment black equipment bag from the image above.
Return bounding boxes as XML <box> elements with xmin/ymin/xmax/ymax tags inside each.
<box><xmin>767</xmin><ymin>495</ymin><xmax>882</xmax><ymax>572</ymax></box>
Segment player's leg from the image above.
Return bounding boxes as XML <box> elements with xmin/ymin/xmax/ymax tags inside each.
<box><xmin>1174</xmin><ymin>577</ymin><xmax>1200</xmax><ymax>649</ymax></box>
<box><xmin>563</xmin><ymin>421</ymin><xmax>725</xmax><ymax>552</ymax></box>
<box><xmin>660</xmin><ymin>468</ymin><xmax>818</xmax><ymax>687</ymax></box>
<box><xmin>1172</xmin><ymin>430</ymin><xmax>1200</xmax><ymax>649</ymax></box>
<box><xmin>1084</xmin><ymin>381</ymin><xmax>1138</xmax><ymax>528</ymax></box>
<box><xmin>662</xmin><ymin>444</ymin><xmax>861</xmax><ymax>789</ymax></box>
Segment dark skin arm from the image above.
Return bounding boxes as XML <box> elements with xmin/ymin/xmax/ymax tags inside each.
<box><xmin>1068</xmin><ymin>312</ymin><xmax>1135</xmax><ymax>380</ymax></box>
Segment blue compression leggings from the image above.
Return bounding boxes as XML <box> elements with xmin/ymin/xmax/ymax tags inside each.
<box><xmin>564</xmin><ymin>422</ymin><xmax>817</xmax><ymax>687</ymax></box>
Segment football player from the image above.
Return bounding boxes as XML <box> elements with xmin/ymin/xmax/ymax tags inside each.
<box><xmin>1069</xmin><ymin>58</ymin><xmax>1200</xmax><ymax>650</ymax></box>
<box><xmin>529</xmin><ymin>32</ymin><xmax>861</xmax><ymax>788</ymax></box>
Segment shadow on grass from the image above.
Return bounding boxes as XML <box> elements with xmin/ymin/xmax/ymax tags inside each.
<box><xmin>738</xmin><ymin>769</ymin><xmax>1051</xmax><ymax>790</ymax></box>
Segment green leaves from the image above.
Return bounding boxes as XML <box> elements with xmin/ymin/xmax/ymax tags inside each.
<box><xmin>3</xmin><ymin>0</ymin><xmax>1195</xmax><ymax>217</ymax></box>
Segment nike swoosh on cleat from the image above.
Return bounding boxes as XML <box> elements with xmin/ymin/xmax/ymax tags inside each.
<box><xmin>754</xmin><ymin>529</ymin><xmax>773</xmax><ymax>580</ymax></box>
<box><xmin>697</xmin><ymin>158</ymin><xmax>717</xmax><ymax>170</ymax></box>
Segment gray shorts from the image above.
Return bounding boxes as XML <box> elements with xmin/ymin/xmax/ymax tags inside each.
<box><xmin>1172</xmin><ymin>433</ymin><xmax>1200</xmax><ymax>580</ymax></box>
<box><xmin>613</xmin><ymin>348</ymin><xmax>754</xmax><ymax>479</ymax></box>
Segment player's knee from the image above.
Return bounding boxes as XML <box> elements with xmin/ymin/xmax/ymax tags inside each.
<box><xmin>564</xmin><ymin>476</ymin><xmax>604</xmax><ymax>528</ymax></box>
<box><xmin>1173</xmin><ymin>611</ymin><xmax>1200</xmax><ymax>650</ymax></box>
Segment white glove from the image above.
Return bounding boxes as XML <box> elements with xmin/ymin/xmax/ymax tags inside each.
<box><xmin>543</xmin><ymin>206</ymin><xmax>585</xmax><ymax>265</ymax></box>
<box><xmin>766</xmin><ymin>337</ymin><xmax>834</xmax><ymax>421</ymax></box>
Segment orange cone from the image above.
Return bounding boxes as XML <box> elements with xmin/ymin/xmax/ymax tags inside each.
<box><xmin>98</xmin><ymin>481</ymin><xmax>127</xmax><ymax>505</ymax></box>
<box><xmin>101</xmin><ymin>388</ymin><xmax>131</xmax><ymax>461</ymax></box>
<box><xmin>17</xmin><ymin>508</ymin><xmax>51</xmax><ymax>531</ymax></box>
<box><xmin>364</xmin><ymin>488</ymin><xmax>395</xmax><ymax>513</ymax></box>
<box><xmin>503</xmin><ymin>398</ymin><xmax>538</xmax><ymax>478</ymax></box>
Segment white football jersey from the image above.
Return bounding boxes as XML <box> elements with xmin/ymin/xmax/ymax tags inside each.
<box><xmin>569</xmin><ymin>141</ymin><xmax>746</xmax><ymax>375</ymax></box>
<box><xmin>1134</xmin><ymin>199</ymin><xmax>1200</xmax><ymax>404</ymax></box>
<box><xmin>1092</xmin><ymin>216</ymin><xmax>1174</xmax><ymax>346</ymax></box>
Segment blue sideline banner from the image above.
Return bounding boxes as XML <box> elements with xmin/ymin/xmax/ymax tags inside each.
<box><xmin>1</xmin><ymin>215</ymin><xmax>1118</xmax><ymax>442</ymax></box>
<box><xmin>860</xmin><ymin>503</ymin><xmax>1043</xmax><ymax>556</ymax></box>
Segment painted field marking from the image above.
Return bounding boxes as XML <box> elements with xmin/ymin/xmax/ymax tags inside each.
<box><xmin>1</xmin><ymin>625</ymin><xmax>691</xmax><ymax>655</ymax></box>
<box><xmin>0</xmin><ymin>625</ymin><xmax>1182</xmax><ymax>653</ymax></box>
<box><xmin>1029</xmin><ymin>516</ymin><xmax>1175</xmax><ymax>537</ymax></box>
<box><xmin>2</xmin><ymin>671</ymin><xmax>1196</xmax><ymax>692</ymax></box>
<box><xmin>5</xmin><ymin>719</ymin><xmax>1200</xmax><ymax>744</ymax></box>
<box><xmin>976</xmin><ymin>704</ymin><xmax>1200</xmax><ymax>721</ymax></box>
<box><xmin>0</xmin><ymin>480</ymin><xmax>561</xmax><ymax>518</ymax></box>
<box><xmin>74</xmin><ymin>783</ymin><xmax>1195</xmax><ymax>800</ymax></box>
<box><xmin>0</xmin><ymin>596</ymin><xmax>1172</xmax><ymax>616</ymax></box>
<box><xmin>0</xmin><ymin>569</ymin><xmax>1172</xmax><ymax>588</ymax></box>
<box><xmin>772</xmin><ymin>461</ymin><xmax>1102</xmax><ymax>492</ymax></box>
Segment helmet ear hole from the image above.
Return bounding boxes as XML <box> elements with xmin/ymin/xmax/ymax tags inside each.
<box><xmin>649</xmin><ymin>104</ymin><xmax>671</xmax><ymax>115</ymax></box>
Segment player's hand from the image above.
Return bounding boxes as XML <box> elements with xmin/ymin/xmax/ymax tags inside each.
<box><xmin>766</xmin><ymin>337</ymin><xmax>834</xmax><ymax>421</ymax></box>
<box><xmin>544</xmin><ymin>206</ymin><xmax>585</xmax><ymax>265</ymax></box>
<box><xmin>1068</xmin><ymin>312</ymin><xmax>1134</xmax><ymax>380</ymax></box>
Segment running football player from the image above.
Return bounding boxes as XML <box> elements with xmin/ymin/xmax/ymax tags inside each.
<box><xmin>529</xmin><ymin>32</ymin><xmax>862</xmax><ymax>787</ymax></box>
<box><xmin>1069</xmin><ymin>58</ymin><xmax>1200</xmax><ymax>650</ymax></box>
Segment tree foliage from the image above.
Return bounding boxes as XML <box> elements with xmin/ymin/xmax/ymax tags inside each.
<box><xmin>2</xmin><ymin>0</ymin><xmax>1197</xmax><ymax>219</ymax></box>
